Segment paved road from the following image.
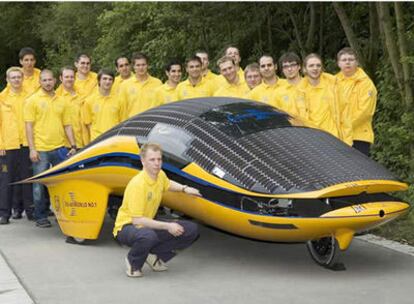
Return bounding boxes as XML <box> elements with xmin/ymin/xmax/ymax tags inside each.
<box><xmin>1</xmin><ymin>216</ymin><xmax>414</xmax><ymax>304</ymax></box>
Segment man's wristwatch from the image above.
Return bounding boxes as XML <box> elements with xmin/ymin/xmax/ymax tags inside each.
<box><xmin>71</xmin><ymin>145</ymin><xmax>77</xmax><ymax>150</ymax></box>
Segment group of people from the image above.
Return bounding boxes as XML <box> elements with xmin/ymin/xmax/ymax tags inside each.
<box><xmin>0</xmin><ymin>45</ymin><xmax>377</xmax><ymax>276</ymax></box>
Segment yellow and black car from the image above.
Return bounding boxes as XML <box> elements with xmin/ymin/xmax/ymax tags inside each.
<box><xmin>23</xmin><ymin>97</ymin><xmax>410</xmax><ymax>269</ymax></box>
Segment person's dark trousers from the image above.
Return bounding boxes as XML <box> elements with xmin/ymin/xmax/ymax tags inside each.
<box><xmin>116</xmin><ymin>220</ymin><xmax>199</xmax><ymax>271</ymax></box>
<box><xmin>0</xmin><ymin>155</ymin><xmax>11</xmax><ymax>219</ymax></box>
<box><xmin>32</xmin><ymin>149</ymin><xmax>64</xmax><ymax>222</ymax></box>
<box><xmin>353</xmin><ymin>140</ymin><xmax>371</xmax><ymax>157</ymax></box>
<box><xmin>11</xmin><ymin>147</ymin><xmax>34</xmax><ymax>216</ymax></box>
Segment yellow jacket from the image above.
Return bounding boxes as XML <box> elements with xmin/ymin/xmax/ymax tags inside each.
<box><xmin>269</xmin><ymin>80</ymin><xmax>307</xmax><ymax>119</ymax></box>
<box><xmin>335</xmin><ymin>68</ymin><xmax>377</xmax><ymax>144</ymax></box>
<box><xmin>0</xmin><ymin>89</ymin><xmax>30</xmax><ymax>150</ymax></box>
<box><xmin>300</xmin><ymin>73</ymin><xmax>341</xmax><ymax>139</ymax></box>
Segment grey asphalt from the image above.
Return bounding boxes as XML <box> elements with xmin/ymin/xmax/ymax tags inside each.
<box><xmin>1</xmin><ymin>215</ymin><xmax>414</xmax><ymax>304</ymax></box>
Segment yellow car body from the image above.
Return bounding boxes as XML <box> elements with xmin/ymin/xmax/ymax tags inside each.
<box><xmin>22</xmin><ymin>98</ymin><xmax>410</xmax><ymax>266</ymax></box>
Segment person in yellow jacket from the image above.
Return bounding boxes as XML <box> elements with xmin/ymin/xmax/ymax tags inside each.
<box><xmin>335</xmin><ymin>47</ymin><xmax>377</xmax><ymax>155</ymax></box>
<box><xmin>300</xmin><ymin>53</ymin><xmax>341</xmax><ymax>139</ymax></box>
<box><xmin>112</xmin><ymin>56</ymin><xmax>133</xmax><ymax>95</ymax></box>
<box><xmin>74</xmin><ymin>53</ymin><xmax>98</xmax><ymax>99</ymax></box>
<box><xmin>176</xmin><ymin>56</ymin><xmax>215</xmax><ymax>100</ymax></box>
<box><xmin>24</xmin><ymin>69</ymin><xmax>77</xmax><ymax>228</ymax></box>
<box><xmin>196</xmin><ymin>50</ymin><xmax>220</xmax><ymax>85</ymax></box>
<box><xmin>119</xmin><ymin>53</ymin><xmax>162</xmax><ymax>119</ymax></box>
<box><xmin>56</xmin><ymin>66</ymin><xmax>88</xmax><ymax>148</ymax></box>
<box><xmin>244</xmin><ymin>63</ymin><xmax>262</xmax><ymax>90</ymax></box>
<box><xmin>269</xmin><ymin>52</ymin><xmax>306</xmax><ymax>119</ymax></box>
<box><xmin>247</xmin><ymin>55</ymin><xmax>286</xmax><ymax>104</ymax></box>
<box><xmin>0</xmin><ymin>67</ymin><xmax>34</xmax><ymax>224</ymax></box>
<box><xmin>214</xmin><ymin>56</ymin><xmax>250</xmax><ymax>98</ymax></box>
<box><xmin>154</xmin><ymin>60</ymin><xmax>182</xmax><ymax>105</ymax></box>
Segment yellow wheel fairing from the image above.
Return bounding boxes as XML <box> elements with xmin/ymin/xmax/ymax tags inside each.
<box><xmin>48</xmin><ymin>180</ymin><xmax>111</xmax><ymax>240</ymax></box>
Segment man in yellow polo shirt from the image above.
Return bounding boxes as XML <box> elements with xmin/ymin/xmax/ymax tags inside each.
<box><xmin>270</xmin><ymin>52</ymin><xmax>306</xmax><ymax>119</ymax></box>
<box><xmin>195</xmin><ymin>50</ymin><xmax>219</xmax><ymax>88</ymax></box>
<box><xmin>335</xmin><ymin>47</ymin><xmax>377</xmax><ymax>155</ymax></box>
<box><xmin>74</xmin><ymin>53</ymin><xmax>98</xmax><ymax>99</ymax></box>
<box><xmin>24</xmin><ymin>69</ymin><xmax>77</xmax><ymax>228</ymax></box>
<box><xmin>0</xmin><ymin>67</ymin><xmax>34</xmax><ymax>224</ymax></box>
<box><xmin>154</xmin><ymin>60</ymin><xmax>182</xmax><ymax>105</ymax></box>
<box><xmin>216</xmin><ymin>46</ymin><xmax>246</xmax><ymax>88</ymax></box>
<box><xmin>19</xmin><ymin>47</ymin><xmax>41</xmax><ymax>96</ymax></box>
<box><xmin>119</xmin><ymin>52</ymin><xmax>162</xmax><ymax>119</ymax></box>
<box><xmin>176</xmin><ymin>56</ymin><xmax>215</xmax><ymax>100</ymax></box>
<box><xmin>225</xmin><ymin>46</ymin><xmax>244</xmax><ymax>81</ymax></box>
<box><xmin>247</xmin><ymin>55</ymin><xmax>286</xmax><ymax>103</ymax></box>
<box><xmin>83</xmin><ymin>69</ymin><xmax>123</xmax><ymax>141</ymax></box>
<box><xmin>56</xmin><ymin>66</ymin><xmax>88</xmax><ymax>148</ymax></box>
<box><xmin>114</xmin><ymin>143</ymin><xmax>200</xmax><ymax>277</ymax></box>
<box><xmin>214</xmin><ymin>56</ymin><xmax>250</xmax><ymax>98</ymax></box>
<box><xmin>300</xmin><ymin>53</ymin><xmax>341</xmax><ymax>140</ymax></box>
<box><xmin>112</xmin><ymin>56</ymin><xmax>133</xmax><ymax>95</ymax></box>
<box><xmin>244</xmin><ymin>63</ymin><xmax>262</xmax><ymax>90</ymax></box>
<box><xmin>1</xmin><ymin>47</ymin><xmax>41</xmax><ymax>97</ymax></box>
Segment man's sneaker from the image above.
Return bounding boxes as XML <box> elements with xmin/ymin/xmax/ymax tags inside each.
<box><xmin>125</xmin><ymin>257</ymin><xmax>143</xmax><ymax>278</ymax></box>
<box><xmin>35</xmin><ymin>219</ymin><xmax>52</xmax><ymax>228</ymax></box>
<box><xmin>12</xmin><ymin>210</ymin><xmax>22</xmax><ymax>220</ymax></box>
<box><xmin>145</xmin><ymin>254</ymin><xmax>168</xmax><ymax>272</ymax></box>
<box><xmin>0</xmin><ymin>217</ymin><xmax>10</xmax><ymax>225</ymax></box>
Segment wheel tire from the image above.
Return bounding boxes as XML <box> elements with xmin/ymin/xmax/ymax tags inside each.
<box><xmin>306</xmin><ymin>236</ymin><xmax>340</xmax><ymax>268</ymax></box>
<box><xmin>66</xmin><ymin>236</ymin><xmax>86</xmax><ymax>245</ymax></box>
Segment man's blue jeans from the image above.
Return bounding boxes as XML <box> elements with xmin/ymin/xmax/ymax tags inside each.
<box><xmin>33</xmin><ymin>149</ymin><xmax>66</xmax><ymax>221</ymax></box>
<box><xmin>116</xmin><ymin>220</ymin><xmax>199</xmax><ymax>271</ymax></box>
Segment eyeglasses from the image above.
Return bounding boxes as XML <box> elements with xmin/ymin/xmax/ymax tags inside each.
<box><xmin>282</xmin><ymin>63</ymin><xmax>298</xmax><ymax>69</ymax></box>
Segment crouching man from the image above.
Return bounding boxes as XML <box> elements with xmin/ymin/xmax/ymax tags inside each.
<box><xmin>113</xmin><ymin>143</ymin><xmax>201</xmax><ymax>277</ymax></box>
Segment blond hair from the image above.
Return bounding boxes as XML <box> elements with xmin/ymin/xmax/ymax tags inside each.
<box><xmin>216</xmin><ymin>55</ymin><xmax>235</xmax><ymax>68</ymax></box>
<box><xmin>6</xmin><ymin>67</ymin><xmax>23</xmax><ymax>78</ymax></box>
<box><xmin>140</xmin><ymin>143</ymin><xmax>162</xmax><ymax>158</ymax></box>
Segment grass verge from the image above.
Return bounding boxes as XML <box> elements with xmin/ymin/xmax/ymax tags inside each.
<box><xmin>372</xmin><ymin>209</ymin><xmax>414</xmax><ymax>246</ymax></box>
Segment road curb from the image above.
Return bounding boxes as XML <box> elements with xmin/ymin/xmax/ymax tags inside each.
<box><xmin>356</xmin><ymin>234</ymin><xmax>414</xmax><ymax>257</ymax></box>
<box><xmin>0</xmin><ymin>250</ymin><xmax>34</xmax><ymax>304</ymax></box>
